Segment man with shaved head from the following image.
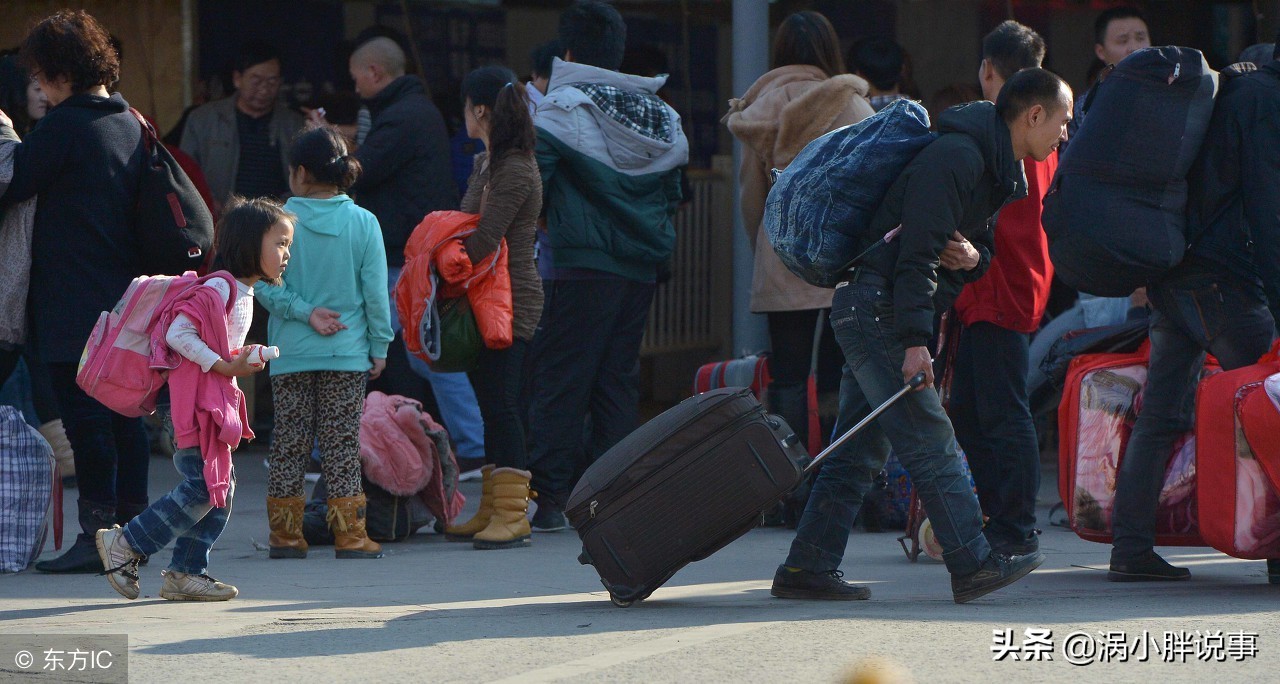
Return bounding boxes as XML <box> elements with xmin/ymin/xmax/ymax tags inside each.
<box><xmin>337</xmin><ymin>35</ymin><xmax>483</xmax><ymax>468</ymax></box>
<box><xmin>347</xmin><ymin>36</ymin><xmax>456</xmax><ymax>266</ymax></box>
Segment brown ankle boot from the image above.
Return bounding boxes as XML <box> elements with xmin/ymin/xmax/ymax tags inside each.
<box><xmin>327</xmin><ymin>494</ymin><xmax>384</xmax><ymax>559</ymax></box>
<box><xmin>473</xmin><ymin>468</ymin><xmax>533</xmax><ymax>550</ymax></box>
<box><xmin>267</xmin><ymin>496</ymin><xmax>308</xmax><ymax>559</ymax></box>
<box><xmin>444</xmin><ymin>464</ymin><xmax>495</xmax><ymax>541</ymax></box>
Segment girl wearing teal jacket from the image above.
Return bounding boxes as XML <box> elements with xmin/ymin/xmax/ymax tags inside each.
<box><xmin>255</xmin><ymin>126</ymin><xmax>393</xmax><ymax>561</ymax></box>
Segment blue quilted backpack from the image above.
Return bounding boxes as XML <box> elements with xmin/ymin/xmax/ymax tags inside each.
<box><xmin>763</xmin><ymin>98</ymin><xmax>936</xmax><ymax>288</ymax></box>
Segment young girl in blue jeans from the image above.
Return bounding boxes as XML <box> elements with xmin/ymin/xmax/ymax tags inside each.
<box><xmin>97</xmin><ymin>198</ymin><xmax>294</xmax><ymax>601</ymax></box>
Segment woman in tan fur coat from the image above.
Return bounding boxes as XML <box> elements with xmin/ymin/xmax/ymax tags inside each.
<box><xmin>724</xmin><ymin>11</ymin><xmax>875</xmax><ymax>453</ymax></box>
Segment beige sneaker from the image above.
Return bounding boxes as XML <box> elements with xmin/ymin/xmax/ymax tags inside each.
<box><xmin>95</xmin><ymin>525</ymin><xmax>142</xmax><ymax>600</ymax></box>
<box><xmin>159</xmin><ymin>569</ymin><xmax>239</xmax><ymax>601</ymax></box>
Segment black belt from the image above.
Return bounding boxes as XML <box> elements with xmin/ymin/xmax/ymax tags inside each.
<box><xmin>844</xmin><ymin>268</ymin><xmax>892</xmax><ymax>290</ymax></box>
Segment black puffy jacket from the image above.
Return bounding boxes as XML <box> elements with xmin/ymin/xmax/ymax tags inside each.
<box><xmin>858</xmin><ymin>101</ymin><xmax>1027</xmax><ymax>348</ymax></box>
<box><xmin>353</xmin><ymin>76</ymin><xmax>459</xmax><ymax>267</ymax></box>
<box><xmin>1187</xmin><ymin>61</ymin><xmax>1280</xmax><ymax>322</ymax></box>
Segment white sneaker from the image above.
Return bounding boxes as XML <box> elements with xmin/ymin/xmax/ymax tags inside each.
<box><xmin>96</xmin><ymin>525</ymin><xmax>142</xmax><ymax>600</ymax></box>
<box><xmin>159</xmin><ymin>569</ymin><xmax>239</xmax><ymax>601</ymax></box>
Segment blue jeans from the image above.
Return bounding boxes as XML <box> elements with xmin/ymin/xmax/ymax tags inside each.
<box><xmin>1111</xmin><ymin>260</ymin><xmax>1276</xmax><ymax>560</ymax></box>
<box><xmin>784</xmin><ymin>282</ymin><xmax>990</xmax><ymax>577</ymax></box>
<box><xmin>386</xmin><ymin>267</ymin><xmax>485</xmax><ymax>459</ymax></box>
<box><xmin>123</xmin><ymin>447</ymin><xmax>234</xmax><ymax>575</ymax></box>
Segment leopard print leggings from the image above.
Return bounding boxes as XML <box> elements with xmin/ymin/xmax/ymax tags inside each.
<box><xmin>268</xmin><ymin>371</ymin><xmax>366</xmax><ymax>499</ymax></box>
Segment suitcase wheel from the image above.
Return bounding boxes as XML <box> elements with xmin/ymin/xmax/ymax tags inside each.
<box><xmin>609</xmin><ymin>594</ymin><xmax>637</xmax><ymax>608</ymax></box>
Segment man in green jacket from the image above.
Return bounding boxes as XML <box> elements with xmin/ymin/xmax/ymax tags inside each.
<box><xmin>526</xmin><ymin>1</ymin><xmax>688</xmax><ymax>531</ymax></box>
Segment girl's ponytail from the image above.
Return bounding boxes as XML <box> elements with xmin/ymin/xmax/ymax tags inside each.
<box><xmin>325</xmin><ymin>153</ymin><xmax>362</xmax><ymax>191</ymax></box>
<box><xmin>289</xmin><ymin>126</ymin><xmax>363</xmax><ymax>192</ymax></box>
<box><xmin>488</xmin><ymin>80</ymin><xmax>535</xmax><ymax>162</ymax></box>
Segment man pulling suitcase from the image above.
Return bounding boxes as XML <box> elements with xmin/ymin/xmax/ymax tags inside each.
<box><xmin>772</xmin><ymin>68</ymin><xmax>1071</xmax><ymax>604</ymax></box>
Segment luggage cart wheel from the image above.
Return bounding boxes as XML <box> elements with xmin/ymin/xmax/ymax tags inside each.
<box><xmin>918</xmin><ymin>518</ymin><xmax>944</xmax><ymax>562</ymax></box>
<box><xmin>610</xmin><ymin>595</ymin><xmax>635</xmax><ymax>608</ymax></box>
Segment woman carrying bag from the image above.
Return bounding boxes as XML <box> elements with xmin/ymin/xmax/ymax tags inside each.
<box><xmin>723</xmin><ymin>11</ymin><xmax>876</xmax><ymax>458</ymax></box>
<box><xmin>441</xmin><ymin>65</ymin><xmax>543</xmax><ymax>551</ymax></box>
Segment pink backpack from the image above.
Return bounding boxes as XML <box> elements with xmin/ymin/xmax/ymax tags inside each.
<box><xmin>77</xmin><ymin>271</ymin><xmax>234</xmax><ymax>417</ymax></box>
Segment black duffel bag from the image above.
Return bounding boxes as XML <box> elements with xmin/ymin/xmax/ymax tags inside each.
<box><xmin>1043</xmin><ymin>46</ymin><xmax>1218</xmax><ymax>296</ymax></box>
<box><xmin>128</xmin><ymin>109</ymin><xmax>214</xmax><ymax>276</ymax></box>
<box><xmin>303</xmin><ymin>476</ymin><xmax>432</xmax><ymax>545</ymax></box>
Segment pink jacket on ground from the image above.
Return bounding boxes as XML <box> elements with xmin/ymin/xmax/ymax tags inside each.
<box><xmin>360</xmin><ymin>391</ymin><xmax>465</xmax><ymax>526</ymax></box>
<box><xmin>150</xmin><ymin>281</ymin><xmax>253</xmax><ymax>507</ymax></box>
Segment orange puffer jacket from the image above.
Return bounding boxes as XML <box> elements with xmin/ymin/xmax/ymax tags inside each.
<box><xmin>396</xmin><ymin>210</ymin><xmax>513</xmax><ymax>360</ymax></box>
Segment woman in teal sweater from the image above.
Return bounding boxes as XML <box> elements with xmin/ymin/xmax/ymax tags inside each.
<box><xmin>255</xmin><ymin>126</ymin><xmax>393</xmax><ymax>561</ymax></box>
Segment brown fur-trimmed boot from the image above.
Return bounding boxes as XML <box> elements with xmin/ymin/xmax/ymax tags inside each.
<box><xmin>473</xmin><ymin>468</ymin><xmax>533</xmax><ymax>550</ymax></box>
<box><xmin>444</xmin><ymin>464</ymin><xmax>495</xmax><ymax>541</ymax></box>
<box><xmin>267</xmin><ymin>496</ymin><xmax>308</xmax><ymax>559</ymax></box>
<box><xmin>327</xmin><ymin>493</ymin><xmax>384</xmax><ymax>559</ymax></box>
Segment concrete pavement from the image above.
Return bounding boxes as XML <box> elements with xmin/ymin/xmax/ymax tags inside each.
<box><xmin>2</xmin><ymin>447</ymin><xmax>1277</xmax><ymax>683</ymax></box>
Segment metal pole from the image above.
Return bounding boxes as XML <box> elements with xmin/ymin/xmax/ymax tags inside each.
<box><xmin>182</xmin><ymin>0</ymin><xmax>194</xmax><ymax>108</ymax></box>
<box><xmin>730</xmin><ymin>0</ymin><xmax>770</xmax><ymax>356</ymax></box>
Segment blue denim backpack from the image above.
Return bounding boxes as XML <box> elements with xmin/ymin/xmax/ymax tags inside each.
<box><xmin>764</xmin><ymin>99</ymin><xmax>936</xmax><ymax>288</ymax></box>
<box><xmin>1043</xmin><ymin>46</ymin><xmax>1219</xmax><ymax>297</ymax></box>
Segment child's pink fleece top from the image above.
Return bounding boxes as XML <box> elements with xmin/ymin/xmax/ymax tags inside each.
<box><xmin>149</xmin><ymin>273</ymin><xmax>254</xmax><ymax>507</ymax></box>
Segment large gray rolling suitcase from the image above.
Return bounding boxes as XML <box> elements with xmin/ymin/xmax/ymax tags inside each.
<box><xmin>568</xmin><ymin>373</ymin><xmax>924</xmax><ymax>606</ymax></box>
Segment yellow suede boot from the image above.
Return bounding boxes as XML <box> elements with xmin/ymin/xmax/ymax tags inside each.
<box><xmin>267</xmin><ymin>496</ymin><xmax>308</xmax><ymax>559</ymax></box>
<box><xmin>444</xmin><ymin>464</ymin><xmax>495</xmax><ymax>541</ymax></box>
<box><xmin>473</xmin><ymin>468</ymin><xmax>533</xmax><ymax>550</ymax></box>
<box><xmin>38</xmin><ymin>419</ymin><xmax>76</xmax><ymax>481</ymax></box>
<box><xmin>328</xmin><ymin>493</ymin><xmax>384</xmax><ymax>559</ymax></box>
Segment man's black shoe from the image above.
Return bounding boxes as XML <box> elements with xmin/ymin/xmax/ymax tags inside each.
<box><xmin>770</xmin><ymin>566</ymin><xmax>871</xmax><ymax>600</ymax></box>
<box><xmin>1266</xmin><ymin>559</ymin><xmax>1280</xmax><ymax>585</ymax></box>
<box><xmin>531</xmin><ymin>502</ymin><xmax>568</xmax><ymax>532</ymax></box>
<box><xmin>952</xmin><ymin>551</ymin><xmax>1045</xmax><ymax>604</ymax></box>
<box><xmin>988</xmin><ymin>532</ymin><xmax>1039</xmax><ymax>557</ymax></box>
<box><xmin>1107</xmin><ymin>551</ymin><xmax>1191</xmax><ymax>582</ymax></box>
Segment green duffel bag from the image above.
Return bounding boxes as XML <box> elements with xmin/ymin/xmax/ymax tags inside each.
<box><xmin>432</xmin><ymin>296</ymin><xmax>481</xmax><ymax>373</ymax></box>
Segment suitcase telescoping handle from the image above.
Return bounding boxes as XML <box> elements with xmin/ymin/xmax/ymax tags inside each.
<box><xmin>801</xmin><ymin>372</ymin><xmax>926</xmax><ymax>475</ymax></box>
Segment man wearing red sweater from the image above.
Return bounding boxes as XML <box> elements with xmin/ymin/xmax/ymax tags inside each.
<box><xmin>950</xmin><ymin>21</ymin><xmax>1056</xmax><ymax>557</ymax></box>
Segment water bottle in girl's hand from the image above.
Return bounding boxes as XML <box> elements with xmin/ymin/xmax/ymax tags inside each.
<box><xmin>231</xmin><ymin>344</ymin><xmax>280</xmax><ymax>368</ymax></box>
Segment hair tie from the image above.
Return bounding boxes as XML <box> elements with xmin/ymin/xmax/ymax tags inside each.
<box><xmin>329</xmin><ymin>156</ymin><xmax>343</xmax><ymax>165</ymax></box>
<box><xmin>503</xmin><ymin>82</ymin><xmax>514</xmax><ymax>89</ymax></box>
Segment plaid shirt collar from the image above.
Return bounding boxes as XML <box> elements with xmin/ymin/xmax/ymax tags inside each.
<box><xmin>570</xmin><ymin>82</ymin><xmax>673</xmax><ymax>143</ymax></box>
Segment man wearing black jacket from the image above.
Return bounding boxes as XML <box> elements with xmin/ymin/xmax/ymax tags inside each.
<box><xmin>1109</xmin><ymin>45</ymin><xmax>1280</xmax><ymax>583</ymax></box>
<box><xmin>336</xmin><ymin>37</ymin><xmax>487</xmax><ymax>461</ymax></box>
<box><xmin>347</xmin><ymin>37</ymin><xmax>457</xmax><ymax>264</ymax></box>
<box><xmin>772</xmin><ymin>68</ymin><xmax>1072</xmax><ymax>604</ymax></box>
